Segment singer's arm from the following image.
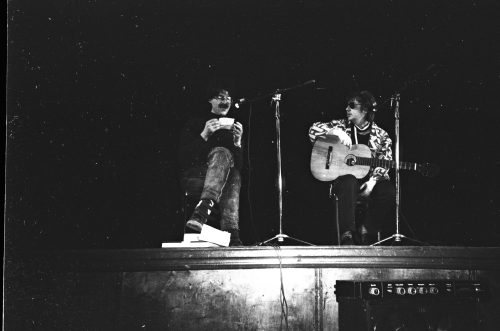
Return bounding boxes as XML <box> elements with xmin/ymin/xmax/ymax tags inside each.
<box><xmin>308</xmin><ymin>119</ymin><xmax>348</xmax><ymax>143</ymax></box>
<box><xmin>370</xmin><ymin>126</ymin><xmax>392</xmax><ymax>181</ymax></box>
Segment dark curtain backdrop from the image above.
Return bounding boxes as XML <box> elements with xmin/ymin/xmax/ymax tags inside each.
<box><xmin>6</xmin><ymin>0</ymin><xmax>500</xmax><ymax>248</ymax></box>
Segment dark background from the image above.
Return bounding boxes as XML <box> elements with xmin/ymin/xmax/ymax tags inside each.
<box><xmin>6</xmin><ymin>0</ymin><xmax>500</xmax><ymax>249</ymax></box>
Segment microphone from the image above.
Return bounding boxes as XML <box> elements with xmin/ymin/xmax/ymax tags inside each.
<box><xmin>303</xmin><ymin>79</ymin><xmax>316</xmax><ymax>86</ymax></box>
<box><xmin>233</xmin><ymin>98</ymin><xmax>246</xmax><ymax>109</ymax></box>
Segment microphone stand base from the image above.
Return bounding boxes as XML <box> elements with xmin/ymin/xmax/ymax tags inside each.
<box><xmin>371</xmin><ymin>233</ymin><xmax>429</xmax><ymax>246</ymax></box>
<box><xmin>257</xmin><ymin>233</ymin><xmax>315</xmax><ymax>246</ymax></box>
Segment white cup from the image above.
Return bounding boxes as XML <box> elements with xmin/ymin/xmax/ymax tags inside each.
<box><xmin>219</xmin><ymin>117</ymin><xmax>234</xmax><ymax>129</ymax></box>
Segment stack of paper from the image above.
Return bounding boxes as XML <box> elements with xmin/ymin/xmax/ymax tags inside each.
<box><xmin>162</xmin><ymin>225</ymin><xmax>231</xmax><ymax>248</ymax></box>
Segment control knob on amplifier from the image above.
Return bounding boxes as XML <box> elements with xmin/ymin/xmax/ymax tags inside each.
<box><xmin>429</xmin><ymin>287</ymin><xmax>439</xmax><ymax>294</ymax></box>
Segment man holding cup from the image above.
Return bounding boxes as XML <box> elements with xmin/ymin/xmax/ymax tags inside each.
<box><xmin>178</xmin><ymin>87</ymin><xmax>244</xmax><ymax>246</ymax></box>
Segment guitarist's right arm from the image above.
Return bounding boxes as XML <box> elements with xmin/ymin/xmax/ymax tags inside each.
<box><xmin>308</xmin><ymin>119</ymin><xmax>352</xmax><ymax>147</ymax></box>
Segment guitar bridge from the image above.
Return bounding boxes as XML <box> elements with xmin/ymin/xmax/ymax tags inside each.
<box><xmin>326</xmin><ymin>146</ymin><xmax>333</xmax><ymax>169</ymax></box>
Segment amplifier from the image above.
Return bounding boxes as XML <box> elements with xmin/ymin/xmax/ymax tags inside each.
<box><xmin>335</xmin><ymin>280</ymin><xmax>488</xmax><ymax>300</ymax></box>
<box><xmin>335</xmin><ymin>280</ymin><xmax>487</xmax><ymax>331</ymax></box>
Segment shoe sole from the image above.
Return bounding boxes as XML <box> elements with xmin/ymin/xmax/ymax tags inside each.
<box><xmin>186</xmin><ymin>220</ymin><xmax>203</xmax><ymax>232</ymax></box>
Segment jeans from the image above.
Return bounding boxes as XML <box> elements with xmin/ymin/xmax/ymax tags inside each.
<box><xmin>180</xmin><ymin>147</ymin><xmax>241</xmax><ymax>231</ymax></box>
<box><xmin>332</xmin><ymin>175</ymin><xmax>395</xmax><ymax>236</ymax></box>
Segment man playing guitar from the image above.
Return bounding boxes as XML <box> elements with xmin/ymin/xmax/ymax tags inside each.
<box><xmin>308</xmin><ymin>90</ymin><xmax>396</xmax><ymax>245</ymax></box>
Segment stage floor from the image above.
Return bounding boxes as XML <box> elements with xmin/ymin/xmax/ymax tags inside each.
<box><xmin>26</xmin><ymin>245</ymin><xmax>500</xmax><ymax>271</ymax></box>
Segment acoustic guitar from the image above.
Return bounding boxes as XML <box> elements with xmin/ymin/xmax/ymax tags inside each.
<box><xmin>310</xmin><ymin>135</ymin><xmax>439</xmax><ymax>181</ymax></box>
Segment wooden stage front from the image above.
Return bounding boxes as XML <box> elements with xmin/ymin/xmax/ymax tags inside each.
<box><xmin>6</xmin><ymin>246</ymin><xmax>500</xmax><ymax>330</ymax></box>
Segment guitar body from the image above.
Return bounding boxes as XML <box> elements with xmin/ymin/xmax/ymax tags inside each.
<box><xmin>310</xmin><ymin>135</ymin><xmax>372</xmax><ymax>181</ymax></box>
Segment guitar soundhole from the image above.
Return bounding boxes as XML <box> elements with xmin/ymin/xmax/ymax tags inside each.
<box><xmin>345</xmin><ymin>154</ymin><xmax>357</xmax><ymax>166</ymax></box>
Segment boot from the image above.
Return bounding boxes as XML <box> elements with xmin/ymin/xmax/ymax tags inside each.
<box><xmin>340</xmin><ymin>231</ymin><xmax>355</xmax><ymax>245</ymax></box>
<box><xmin>186</xmin><ymin>199</ymin><xmax>215</xmax><ymax>232</ymax></box>
<box><xmin>340</xmin><ymin>230</ymin><xmax>362</xmax><ymax>245</ymax></box>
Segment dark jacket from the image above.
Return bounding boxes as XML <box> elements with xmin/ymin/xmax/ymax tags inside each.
<box><xmin>178</xmin><ymin>112</ymin><xmax>243</xmax><ymax>174</ymax></box>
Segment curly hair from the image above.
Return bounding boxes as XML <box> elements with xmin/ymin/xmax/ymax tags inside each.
<box><xmin>206</xmin><ymin>87</ymin><xmax>231</xmax><ymax>101</ymax></box>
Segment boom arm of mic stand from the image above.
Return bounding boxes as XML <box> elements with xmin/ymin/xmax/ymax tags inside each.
<box><xmin>242</xmin><ymin>79</ymin><xmax>316</xmax><ymax>105</ymax></box>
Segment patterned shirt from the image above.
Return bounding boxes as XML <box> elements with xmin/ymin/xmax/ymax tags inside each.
<box><xmin>308</xmin><ymin>118</ymin><xmax>392</xmax><ymax>181</ymax></box>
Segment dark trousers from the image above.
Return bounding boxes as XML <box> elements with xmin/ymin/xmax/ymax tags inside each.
<box><xmin>180</xmin><ymin>147</ymin><xmax>241</xmax><ymax>231</ymax></box>
<box><xmin>332</xmin><ymin>175</ymin><xmax>396</xmax><ymax>236</ymax></box>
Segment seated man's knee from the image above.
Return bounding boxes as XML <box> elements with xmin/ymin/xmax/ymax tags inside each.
<box><xmin>207</xmin><ymin>147</ymin><xmax>233</xmax><ymax>166</ymax></box>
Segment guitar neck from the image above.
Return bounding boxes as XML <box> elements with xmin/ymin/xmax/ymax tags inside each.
<box><xmin>356</xmin><ymin>157</ymin><xmax>418</xmax><ymax>171</ymax></box>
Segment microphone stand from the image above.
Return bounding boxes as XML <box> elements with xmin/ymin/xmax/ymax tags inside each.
<box><xmin>372</xmin><ymin>94</ymin><xmax>425</xmax><ymax>246</ymax></box>
<box><xmin>253</xmin><ymin>80</ymin><xmax>315</xmax><ymax>246</ymax></box>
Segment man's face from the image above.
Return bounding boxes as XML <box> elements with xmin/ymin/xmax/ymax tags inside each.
<box><xmin>209</xmin><ymin>90</ymin><xmax>232</xmax><ymax>115</ymax></box>
<box><xmin>346</xmin><ymin>98</ymin><xmax>367</xmax><ymax>124</ymax></box>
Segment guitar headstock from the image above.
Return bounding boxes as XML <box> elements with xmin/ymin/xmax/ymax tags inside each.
<box><xmin>417</xmin><ymin>163</ymin><xmax>440</xmax><ymax>177</ymax></box>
